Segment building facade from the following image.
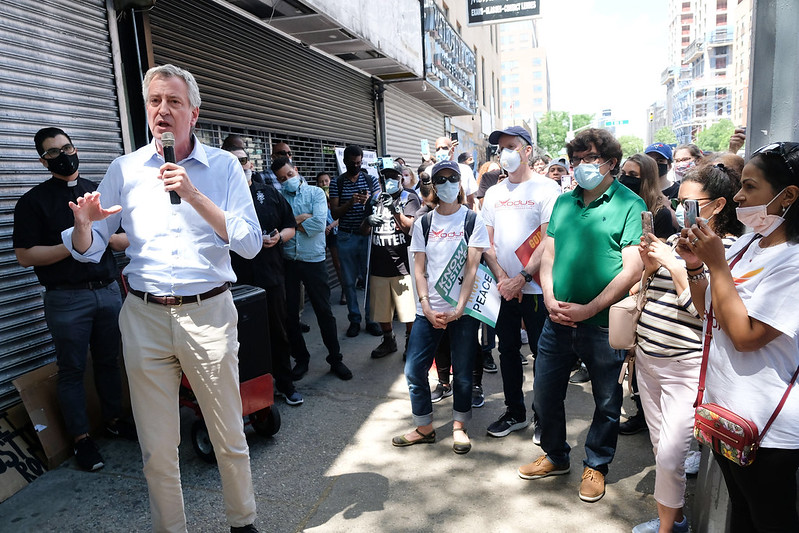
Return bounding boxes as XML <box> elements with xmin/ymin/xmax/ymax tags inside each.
<box><xmin>499</xmin><ymin>20</ymin><xmax>549</xmax><ymax>127</ymax></box>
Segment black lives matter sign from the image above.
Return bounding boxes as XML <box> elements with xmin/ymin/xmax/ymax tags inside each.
<box><xmin>468</xmin><ymin>0</ymin><xmax>541</xmax><ymax>26</ymax></box>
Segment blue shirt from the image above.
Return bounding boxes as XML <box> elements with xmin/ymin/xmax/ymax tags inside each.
<box><xmin>62</xmin><ymin>137</ymin><xmax>262</xmax><ymax>295</ymax></box>
<box><xmin>281</xmin><ymin>182</ymin><xmax>328</xmax><ymax>262</ymax></box>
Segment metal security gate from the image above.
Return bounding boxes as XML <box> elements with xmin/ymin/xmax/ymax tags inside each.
<box><xmin>0</xmin><ymin>0</ymin><xmax>124</xmax><ymax>409</ymax></box>
<box><xmin>384</xmin><ymin>85</ymin><xmax>446</xmax><ymax>169</ymax></box>
<box><xmin>148</xmin><ymin>0</ymin><xmax>376</xmax><ymax>148</ymax></box>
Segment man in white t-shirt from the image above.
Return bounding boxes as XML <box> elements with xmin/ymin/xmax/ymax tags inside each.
<box><xmin>481</xmin><ymin>126</ymin><xmax>561</xmax><ymax>440</ymax></box>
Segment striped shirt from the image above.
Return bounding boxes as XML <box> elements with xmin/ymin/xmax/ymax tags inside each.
<box><xmin>330</xmin><ymin>170</ymin><xmax>379</xmax><ymax>232</ymax></box>
<box><xmin>636</xmin><ymin>234</ymin><xmax>738</xmax><ymax>359</ymax></box>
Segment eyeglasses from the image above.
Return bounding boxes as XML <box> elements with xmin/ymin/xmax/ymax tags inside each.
<box><xmin>752</xmin><ymin>142</ymin><xmax>799</xmax><ymax>178</ymax></box>
<box><xmin>432</xmin><ymin>174</ymin><xmax>460</xmax><ymax>185</ymax></box>
<box><xmin>40</xmin><ymin>143</ymin><xmax>76</xmax><ymax>160</ymax></box>
<box><xmin>671</xmin><ymin>197</ymin><xmax>712</xmax><ymax>210</ymax></box>
<box><xmin>274</xmin><ymin>150</ymin><xmax>292</xmax><ymax>157</ymax></box>
<box><xmin>570</xmin><ymin>153</ymin><xmax>605</xmax><ymax>166</ymax></box>
<box><xmin>237</xmin><ymin>156</ymin><xmax>249</xmax><ymax>165</ymax></box>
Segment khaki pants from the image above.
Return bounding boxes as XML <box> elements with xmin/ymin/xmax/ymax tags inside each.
<box><xmin>119</xmin><ymin>290</ymin><xmax>256</xmax><ymax>532</ymax></box>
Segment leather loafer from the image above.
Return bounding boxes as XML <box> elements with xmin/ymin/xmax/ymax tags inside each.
<box><xmin>291</xmin><ymin>360</ymin><xmax>309</xmax><ymax>381</ymax></box>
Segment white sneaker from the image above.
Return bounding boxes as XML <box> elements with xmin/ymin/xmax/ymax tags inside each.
<box><xmin>632</xmin><ymin>516</ymin><xmax>689</xmax><ymax>533</ymax></box>
<box><xmin>684</xmin><ymin>450</ymin><xmax>701</xmax><ymax>476</ymax></box>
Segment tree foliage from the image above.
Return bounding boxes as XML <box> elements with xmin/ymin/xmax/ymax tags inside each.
<box><xmin>619</xmin><ymin>135</ymin><xmax>644</xmax><ymax>160</ymax></box>
<box><xmin>696</xmin><ymin>119</ymin><xmax>735</xmax><ymax>153</ymax></box>
<box><xmin>654</xmin><ymin>127</ymin><xmax>677</xmax><ymax>145</ymax></box>
<box><xmin>535</xmin><ymin>111</ymin><xmax>594</xmax><ymax>156</ymax></box>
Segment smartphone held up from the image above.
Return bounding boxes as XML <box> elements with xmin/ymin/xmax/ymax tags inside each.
<box><xmin>683</xmin><ymin>199</ymin><xmax>699</xmax><ymax>228</ymax></box>
<box><xmin>641</xmin><ymin>211</ymin><xmax>654</xmax><ymax>243</ymax></box>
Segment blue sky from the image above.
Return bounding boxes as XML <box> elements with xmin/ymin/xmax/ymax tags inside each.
<box><xmin>539</xmin><ymin>0</ymin><xmax>670</xmax><ymax>138</ymax></box>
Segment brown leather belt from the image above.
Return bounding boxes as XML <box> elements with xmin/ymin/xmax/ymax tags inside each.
<box><xmin>128</xmin><ymin>283</ymin><xmax>230</xmax><ymax>306</ymax></box>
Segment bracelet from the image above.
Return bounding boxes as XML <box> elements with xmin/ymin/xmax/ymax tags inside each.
<box><xmin>687</xmin><ymin>271</ymin><xmax>707</xmax><ymax>283</ymax></box>
<box><xmin>686</xmin><ymin>263</ymin><xmax>705</xmax><ymax>273</ymax></box>
<box><xmin>419</xmin><ymin>295</ymin><xmax>429</xmax><ymax>303</ymax></box>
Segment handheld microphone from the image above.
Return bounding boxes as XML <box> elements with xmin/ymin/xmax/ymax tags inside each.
<box><xmin>161</xmin><ymin>132</ymin><xmax>181</xmax><ymax>205</ymax></box>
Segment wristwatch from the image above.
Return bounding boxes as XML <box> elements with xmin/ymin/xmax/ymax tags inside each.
<box><xmin>519</xmin><ymin>270</ymin><xmax>533</xmax><ymax>283</ymax></box>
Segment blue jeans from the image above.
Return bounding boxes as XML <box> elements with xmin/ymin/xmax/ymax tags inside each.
<box><xmin>404</xmin><ymin>314</ymin><xmax>479</xmax><ymax>426</ymax></box>
<box><xmin>533</xmin><ymin>318</ymin><xmax>624</xmax><ymax>475</ymax></box>
<box><xmin>495</xmin><ymin>293</ymin><xmax>547</xmax><ymax>419</ymax></box>
<box><xmin>337</xmin><ymin>231</ymin><xmax>370</xmax><ymax>324</ymax></box>
<box><xmin>43</xmin><ymin>283</ymin><xmax>123</xmax><ymax>437</ymax></box>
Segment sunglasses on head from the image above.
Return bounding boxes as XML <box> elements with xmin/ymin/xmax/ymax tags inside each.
<box><xmin>753</xmin><ymin>142</ymin><xmax>799</xmax><ymax>178</ymax></box>
<box><xmin>432</xmin><ymin>174</ymin><xmax>460</xmax><ymax>185</ymax></box>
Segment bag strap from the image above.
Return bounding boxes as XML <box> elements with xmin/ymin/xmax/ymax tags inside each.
<box><xmin>694</xmin><ymin>234</ymin><xmax>799</xmax><ymax>444</ymax></box>
<box><xmin>695</xmin><ymin>235</ymin><xmax>759</xmax><ymax>407</ymax></box>
<box><xmin>422</xmin><ymin>210</ymin><xmax>434</xmax><ymax>247</ymax></box>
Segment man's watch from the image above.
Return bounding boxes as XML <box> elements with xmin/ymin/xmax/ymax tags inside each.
<box><xmin>519</xmin><ymin>270</ymin><xmax>533</xmax><ymax>283</ymax></box>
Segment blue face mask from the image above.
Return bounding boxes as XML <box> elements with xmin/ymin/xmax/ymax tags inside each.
<box><xmin>283</xmin><ymin>176</ymin><xmax>301</xmax><ymax>193</ymax></box>
<box><xmin>435</xmin><ymin>181</ymin><xmax>460</xmax><ymax>203</ymax></box>
<box><xmin>675</xmin><ymin>204</ymin><xmax>685</xmax><ymax>228</ymax></box>
<box><xmin>385</xmin><ymin>178</ymin><xmax>400</xmax><ymax>195</ymax></box>
<box><xmin>573</xmin><ymin>162</ymin><xmax>610</xmax><ymax>191</ymax></box>
<box><xmin>435</xmin><ymin>149</ymin><xmax>450</xmax><ymax>162</ymax></box>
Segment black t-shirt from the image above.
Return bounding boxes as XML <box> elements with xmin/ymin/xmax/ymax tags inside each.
<box><xmin>477</xmin><ymin>169</ymin><xmax>503</xmax><ymax>199</ymax></box>
<box><xmin>13</xmin><ymin>176</ymin><xmax>119</xmax><ymax>287</ymax></box>
<box><xmin>370</xmin><ymin>189</ymin><xmax>421</xmax><ymax>277</ymax></box>
<box><xmin>654</xmin><ymin>205</ymin><xmax>680</xmax><ymax>239</ymax></box>
<box><xmin>231</xmin><ymin>183</ymin><xmax>296</xmax><ymax>288</ymax></box>
<box><xmin>662</xmin><ymin>181</ymin><xmax>680</xmax><ymax>200</ymax></box>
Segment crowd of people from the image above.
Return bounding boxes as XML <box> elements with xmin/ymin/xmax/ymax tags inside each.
<box><xmin>12</xmin><ymin>61</ymin><xmax>799</xmax><ymax>533</ymax></box>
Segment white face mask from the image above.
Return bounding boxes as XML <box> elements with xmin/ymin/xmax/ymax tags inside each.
<box><xmin>735</xmin><ymin>188</ymin><xmax>790</xmax><ymax>237</ymax></box>
<box><xmin>499</xmin><ymin>148</ymin><xmax>522</xmax><ymax>173</ymax></box>
<box><xmin>243</xmin><ymin>168</ymin><xmax>253</xmax><ymax>182</ymax></box>
<box><xmin>435</xmin><ymin>149</ymin><xmax>450</xmax><ymax>162</ymax></box>
<box><xmin>435</xmin><ymin>181</ymin><xmax>460</xmax><ymax>203</ymax></box>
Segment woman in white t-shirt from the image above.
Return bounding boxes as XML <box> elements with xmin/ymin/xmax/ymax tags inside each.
<box><xmin>392</xmin><ymin>161</ymin><xmax>489</xmax><ymax>455</ymax></box>
<box><xmin>678</xmin><ymin>142</ymin><xmax>799</xmax><ymax>532</ymax></box>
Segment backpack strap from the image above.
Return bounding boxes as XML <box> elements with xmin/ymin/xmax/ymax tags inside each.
<box><xmin>422</xmin><ymin>210</ymin><xmax>434</xmax><ymax>247</ymax></box>
<box><xmin>463</xmin><ymin>209</ymin><xmax>477</xmax><ymax>244</ymax></box>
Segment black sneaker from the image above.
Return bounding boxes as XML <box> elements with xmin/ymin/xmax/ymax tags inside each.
<box><xmin>569</xmin><ymin>364</ymin><xmax>590</xmax><ymax>383</ymax></box>
<box><xmin>105</xmin><ymin>418</ymin><xmax>137</xmax><ymax>441</ymax></box>
<box><xmin>330</xmin><ymin>361</ymin><xmax>353</xmax><ymax>380</ymax></box>
<box><xmin>300</xmin><ymin>321</ymin><xmax>311</xmax><ymax>333</ymax></box>
<box><xmin>619</xmin><ymin>412</ymin><xmax>648</xmax><ymax>435</ymax></box>
<box><xmin>365</xmin><ymin>322</ymin><xmax>383</xmax><ymax>336</ymax></box>
<box><xmin>532</xmin><ymin>415</ymin><xmax>542</xmax><ymax>446</ymax></box>
<box><xmin>472</xmin><ymin>385</ymin><xmax>485</xmax><ymax>408</ymax></box>
<box><xmin>483</xmin><ymin>352</ymin><xmax>498</xmax><ymax>373</ymax></box>
<box><xmin>284</xmin><ymin>390</ymin><xmax>304</xmax><ymax>406</ymax></box>
<box><xmin>346</xmin><ymin>322</ymin><xmax>360</xmax><ymax>337</ymax></box>
<box><xmin>487</xmin><ymin>410</ymin><xmax>529</xmax><ymax>437</ymax></box>
<box><xmin>291</xmin><ymin>360</ymin><xmax>309</xmax><ymax>381</ymax></box>
<box><xmin>371</xmin><ymin>333</ymin><xmax>397</xmax><ymax>359</ymax></box>
<box><xmin>430</xmin><ymin>382</ymin><xmax>452</xmax><ymax>403</ymax></box>
<box><xmin>520</xmin><ymin>354</ymin><xmax>529</xmax><ymax>366</ymax></box>
<box><xmin>74</xmin><ymin>436</ymin><xmax>104</xmax><ymax>471</ymax></box>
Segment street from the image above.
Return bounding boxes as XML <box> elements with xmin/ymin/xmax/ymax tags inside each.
<box><xmin>0</xmin><ymin>295</ymin><xmax>684</xmax><ymax>533</ymax></box>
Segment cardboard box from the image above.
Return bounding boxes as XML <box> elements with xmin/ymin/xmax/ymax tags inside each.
<box><xmin>0</xmin><ymin>404</ymin><xmax>47</xmax><ymax>502</ymax></box>
<box><xmin>12</xmin><ymin>355</ymin><xmax>130</xmax><ymax>470</ymax></box>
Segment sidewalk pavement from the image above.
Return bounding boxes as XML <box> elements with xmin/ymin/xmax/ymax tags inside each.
<box><xmin>0</xmin><ymin>291</ymin><xmax>689</xmax><ymax>532</ymax></box>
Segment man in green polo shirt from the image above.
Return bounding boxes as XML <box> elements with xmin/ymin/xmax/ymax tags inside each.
<box><xmin>516</xmin><ymin>128</ymin><xmax>644</xmax><ymax>504</ymax></box>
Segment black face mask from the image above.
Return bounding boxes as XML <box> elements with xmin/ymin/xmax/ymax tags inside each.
<box><xmin>618</xmin><ymin>174</ymin><xmax>641</xmax><ymax>195</ymax></box>
<box><xmin>47</xmin><ymin>152</ymin><xmax>80</xmax><ymax>177</ymax></box>
<box><xmin>345</xmin><ymin>163</ymin><xmax>361</xmax><ymax>176</ymax></box>
<box><xmin>657</xmin><ymin>163</ymin><xmax>669</xmax><ymax>178</ymax></box>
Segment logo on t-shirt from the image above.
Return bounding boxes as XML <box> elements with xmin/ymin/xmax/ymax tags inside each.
<box><xmin>732</xmin><ymin>267</ymin><xmax>763</xmax><ymax>286</ymax></box>
<box><xmin>495</xmin><ymin>199</ymin><xmax>536</xmax><ymax>210</ymax></box>
<box><xmin>430</xmin><ymin>229</ymin><xmax>465</xmax><ymax>241</ymax></box>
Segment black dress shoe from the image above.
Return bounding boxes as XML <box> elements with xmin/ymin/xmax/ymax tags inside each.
<box><xmin>330</xmin><ymin>361</ymin><xmax>353</xmax><ymax>380</ymax></box>
<box><xmin>346</xmin><ymin>322</ymin><xmax>360</xmax><ymax>337</ymax></box>
<box><xmin>291</xmin><ymin>360</ymin><xmax>309</xmax><ymax>381</ymax></box>
<box><xmin>365</xmin><ymin>322</ymin><xmax>383</xmax><ymax>336</ymax></box>
<box><xmin>231</xmin><ymin>525</ymin><xmax>258</xmax><ymax>533</ymax></box>
<box><xmin>300</xmin><ymin>321</ymin><xmax>311</xmax><ymax>333</ymax></box>
<box><xmin>619</xmin><ymin>412</ymin><xmax>648</xmax><ymax>435</ymax></box>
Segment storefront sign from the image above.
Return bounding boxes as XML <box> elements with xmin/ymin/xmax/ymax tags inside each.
<box><xmin>468</xmin><ymin>0</ymin><xmax>541</xmax><ymax>26</ymax></box>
